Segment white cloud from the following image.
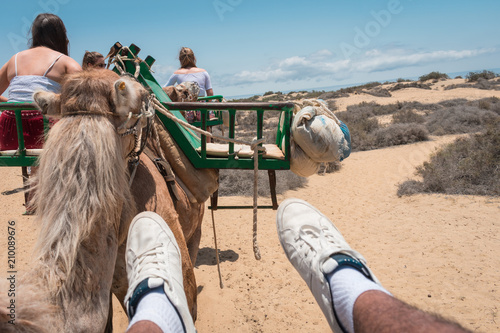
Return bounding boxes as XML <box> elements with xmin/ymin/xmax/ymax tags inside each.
<box><xmin>217</xmin><ymin>47</ymin><xmax>496</xmax><ymax>87</ymax></box>
<box><xmin>357</xmin><ymin>48</ymin><xmax>495</xmax><ymax>72</ymax></box>
<box><xmin>220</xmin><ymin>50</ymin><xmax>352</xmax><ymax>86</ymax></box>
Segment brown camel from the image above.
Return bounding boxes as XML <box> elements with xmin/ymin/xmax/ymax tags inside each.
<box><xmin>0</xmin><ymin>69</ymin><xmax>204</xmax><ymax>332</ymax></box>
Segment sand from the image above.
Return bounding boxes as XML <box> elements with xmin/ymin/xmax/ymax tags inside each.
<box><xmin>0</xmin><ymin>81</ymin><xmax>499</xmax><ymax>332</ymax></box>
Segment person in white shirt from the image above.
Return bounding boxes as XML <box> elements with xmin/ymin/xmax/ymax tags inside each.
<box><xmin>164</xmin><ymin>47</ymin><xmax>214</xmax><ymax>124</ymax></box>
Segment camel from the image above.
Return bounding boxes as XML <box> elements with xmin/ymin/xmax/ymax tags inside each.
<box><xmin>0</xmin><ymin>69</ymin><xmax>204</xmax><ymax>332</ymax></box>
<box><xmin>163</xmin><ymin>81</ymin><xmax>200</xmax><ymax>102</ymax></box>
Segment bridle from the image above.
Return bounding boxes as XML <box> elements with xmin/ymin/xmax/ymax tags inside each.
<box><xmin>116</xmin><ymin>93</ymin><xmax>155</xmax><ymax>185</ymax></box>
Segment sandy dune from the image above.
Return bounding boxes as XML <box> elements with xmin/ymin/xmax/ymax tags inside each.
<box><xmin>1</xmin><ymin>134</ymin><xmax>498</xmax><ymax>332</ymax></box>
<box><xmin>1</xmin><ymin>80</ymin><xmax>499</xmax><ymax>332</ymax></box>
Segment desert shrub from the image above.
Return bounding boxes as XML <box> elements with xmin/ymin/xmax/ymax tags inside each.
<box><xmin>474</xmin><ymin>78</ymin><xmax>500</xmax><ymax>90</ymax></box>
<box><xmin>363</xmin><ymin>87</ymin><xmax>392</xmax><ymax>97</ymax></box>
<box><xmin>373</xmin><ymin>123</ymin><xmax>429</xmax><ymax>147</ymax></box>
<box><xmin>327</xmin><ymin>82</ymin><xmax>383</xmax><ymax>97</ymax></box>
<box><xmin>336</xmin><ymin>108</ymin><xmax>379</xmax><ymax>151</ymax></box>
<box><xmin>398</xmin><ymin>122</ymin><xmax>500</xmax><ymax>196</ymax></box>
<box><xmin>297</xmin><ymin>90</ymin><xmax>325</xmax><ymax>99</ymax></box>
<box><xmin>390</xmin><ymin>82</ymin><xmax>432</xmax><ymax>91</ymax></box>
<box><xmin>438</xmin><ymin>99</ymin><xmax>468</xmax><ymax>107</ymax></box>
<box><xmin>396</xmin><ymin>180</ymin><xmax>425</xmax><ymax>197</ymax></box>
<box><xmin>218</xmin><ymin>169</ymin><xmax>307</xmax><ymax>196</ymax></box>
<box><xmin>318</xmin><ymin>161</ymin><xmax>342</xmax><ymax>174</ymax></box>
<box><xmin>392</xmin><ymin>109</ymin><xmax>425</xmax><ymax>124</ymax></box>
<box><xmin>232</xmin><ymin>95</ymin><xmax>261</xmax><ymax>102</ymax></box>
<box><xmin>469</xmin><ymin>97</ymin><xmax>500</xmax><ymax>115</ymax></box>
<box><xmin>426</xmin><ymin>105</ymin><xmax>499</xmax><ymax>135</ymax></box>
<box><xmin>327</xmin><ymin>99</ymin><xmax>337</xmax><ymax>111</ymax></box>
<box><xmin>466</xmin><ymin>70</ymin><xmax>497</xmax><ymax>82</ymax></box>
<box><xmin>478</xmin><ymin>99</ymin><xmax>491</xmax><ymax>110</ymax></box>
<box><xmin>345</xmin><ymin>101</ymin><xmax>401</xmax><ymax>117</ymax></box>
<box><xmin>318</xmin><ymin>91</ymin><xmax>349</xmax><ymax>99</ymax></box>
<box><xmin>397</xmin><ymin>78</ymin><xmax>413</xmax><ymax>82</ymax></box>
<box><xmin>443</xmin><ymin>83</ymin><xmax>471</xmax><ymax>90</ymax></box>
<box><xmin>263</xmin><ymin>91</ymin><xmax>274</xmax><ymax>96</ymax></box>
<box><xmin>419</xmin><ymin>71</ymin><xmax>449</xmax><ymax>81</ymax></box>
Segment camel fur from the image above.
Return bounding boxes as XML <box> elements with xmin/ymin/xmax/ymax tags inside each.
<box><xmin>0</xmin><ymin>70</ymin><xmax>204</xmax><ymax>332</ymax></box>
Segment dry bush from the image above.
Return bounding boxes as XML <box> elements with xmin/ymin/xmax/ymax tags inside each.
<box><xmin>338</xmin><ymin>101</ymin><xmax>430</xmax><ymax>151</ymax></box>
<box><xmin>444</xmin><ymin>78</ymin><xmax>500</xmax><ymax>91</ymax></box>
<box><xmin>438</xmin><ymin>99</ymin><xmax>468</xmax><ymax>107</ymax></box>
<box><xmin>396</xmin><ymin>180</ymin><xmax>424</xmax><ymax>197</ymax></box>
<box><xmin>373</xmin><ymin>123</ymin><xmax>429</xmax><ymax>147</ymax></box>
<box><xmin>318</xmin><ymin>91</ymin><xmax>349</xmax><ymax>99</ymax></box>
<box><xmin>218</xmin><ymin>169</ymin><xmax>307</xmax><ymax>197</ymax></box>
<box><xmin>466</xmin><ymin>70</ymin><xmax>497</xmax><ymax>82</ymax></box>
<box><xmin>327</xmin><ymin>99</ymin><xmax>337</xmax><ymax>111</ymax></box>
<box><xmin>398</xmin><ymin>122</ymin><xmax>500</xmax><ymax>196</ymax></box>
<box><xmin>318</xmin><ymin>161</ymin><xmax>342</xmax><ymax>174</ymax></box>
<box><xmin>389</xmin><ymin>82</ymin><xmax>432</xmax><ymax>91</ymax></box>
<box><xmin>362</xmin><ymin>87</ymin><xmax>392</xmax><ymax>97</ymax></box>
<box><xmin>426</xmin><ymin>105</ymin><xmax>499</xmax><ymax>135</ymax></box>
<box><xmin>344</xmin><ymin>101</ymin><xmax>401</xmax><ymax>117</ymax></box>
<box><xmin>419</xmin><ymin>71</ymin><xmax>449</xmax><ymax>81</ymax></box>
<box><xmin>474</xmin><ymin>78</ymin><xmax>500</xmax><ymax>90</ymax></box>
<box><xmin>392</xmin><ymin>109</ymin><xmax>426</xmax><ymax>124</ymax></box>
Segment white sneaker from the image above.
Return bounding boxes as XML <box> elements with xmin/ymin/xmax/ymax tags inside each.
<box><xmin>276</xmin><ymin>198</ymin><xmax>381</xmax><ymax>333</ymax></box>
<box><xmin>124</xmin><ymin>211</ymin><xmax>195</xmax><ymax>333</ymax></box>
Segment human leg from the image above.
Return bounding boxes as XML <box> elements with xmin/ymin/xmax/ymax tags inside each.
<box><xmin>276</xmin><ymin>198</ymin><xmax>469</xmax><ymax>333</ymax></box>
<box><xmin>353</xmin><ymin>290</ymin><xmax>469</xmax><ymax>333</ymax></box>
<box><xmin>124</xmin><ymin>211</ymin><xmax>195</xmax><ymax>333</ymax></box>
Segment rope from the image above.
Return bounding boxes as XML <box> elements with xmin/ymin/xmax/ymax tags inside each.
<box><xmin>108</xmin><ymin>46</ymin><xmax>153</xmax><ymax>78</ymax></box>
<box><xmin>251</xmin><ymin>142</ymin><xmax>261</xmax><ymax>260</ymax></box>
<box><xmin>151</xmin><ymin>98</ymin><xmax>266</xmax><ymax>151</ymax></box>
<box><xmin>211</xmin><ymin>207</ymin><xmax>224</xmax><ymax>288</ymax></box>
<box><xmin>109</xmin><ymin>44</ymin><xmax>265</xmax><ymax>260</ymax></box>
<box><xmin>151</xmin><ymin>96</ymin><xmax>264</xmax><ymax>259</ymax></box>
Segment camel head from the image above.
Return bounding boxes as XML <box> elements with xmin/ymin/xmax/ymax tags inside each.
<box><xmin>163</xmin><ymin>81</ymin><xmax>200</xmax><ymax>102</ymax></box>
<box><xmin>34</xmin><ymin>70</ymin><xmax>150</xmax><ymax>158</ymax></box>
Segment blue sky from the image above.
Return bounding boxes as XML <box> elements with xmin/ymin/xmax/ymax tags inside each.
<box><xmin>1</xmin><ymin>0</ymin><xmax>499</xmax><ymax>97</ymax></box>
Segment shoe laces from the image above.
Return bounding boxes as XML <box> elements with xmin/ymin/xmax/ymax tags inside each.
<box><xmin>295</xmin><ymin>218</ymin><xmax>343</xmax><ymax>259</ymax></box>
<box><xmin>131</xmin><ymin>243</ymin><xmax>168</xmax><ymax>281</ymax></box>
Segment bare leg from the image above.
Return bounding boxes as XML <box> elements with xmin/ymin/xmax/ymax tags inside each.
<box><xmin>354</xmin><ymin>290</ymin><xmax>470</xmax><ymax>333</ymax></box>
<box><xmin>127</xmin><ymin>321</ymin><xmax>163</xmax><ymax>333</ymax></box>
<box><xmin>277</xmin><ymin>199</ymin><xmax>472</xmax><ymax>333</ymax></box>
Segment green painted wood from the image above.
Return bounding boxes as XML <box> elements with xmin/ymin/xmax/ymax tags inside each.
<box><xmin>0</xmin><ymin>104</ymin><xmax>40</xmax><ymax>167</ymax></box>
<box><xmin>114</xmin><ymin>43</ymin><xmax>292</xmax><ymax>170</ymax></box>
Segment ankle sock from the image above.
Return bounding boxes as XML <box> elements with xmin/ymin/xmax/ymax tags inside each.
<box><xmin>326</xmin><ymin>267</ymin><xmax>391</xmax><ymax>333</ymax></box>
<box><xmin>127</xmin><ymin>286</ymin><xmax>185</xmax><ymax>333</ymax></box>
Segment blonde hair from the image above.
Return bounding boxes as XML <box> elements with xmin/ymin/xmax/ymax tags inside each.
<box><xmin>179</xmin><ymin>47</ymin><xmax>196</xmax><ymax>68</ymax></box>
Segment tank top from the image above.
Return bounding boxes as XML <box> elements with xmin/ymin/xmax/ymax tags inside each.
<box><xmin>8</xmin><ymin>53</ymin><xmax>63</xmax><ymax>102</ymax></box>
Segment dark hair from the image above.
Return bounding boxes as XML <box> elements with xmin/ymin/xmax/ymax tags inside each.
<box><xmin>82</xmin><ymin>51</ymin><xmax>104</xmax><ymax>70</ymax></box>
<box><xmin>179</xmin><ymin>47</ymin><xmax>196</xmax><ymax>68</ymax></box>
<box><xmin>29</xmin><ymin>13</ymin><xmax>69</xmax><ymax>55</ymax></box>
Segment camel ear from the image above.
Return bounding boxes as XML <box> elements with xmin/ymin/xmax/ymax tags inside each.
<box><xmin>33</xmin><ymin>90</ymin><xmax>61</xmax><ymax>116</ymax></box>
<box><xmin>113</xmin><ymin>78</ymin><xmax>145</xmax><ymax>116</ymax></box>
